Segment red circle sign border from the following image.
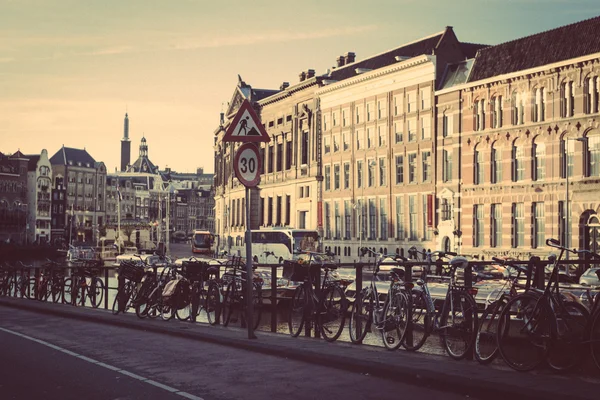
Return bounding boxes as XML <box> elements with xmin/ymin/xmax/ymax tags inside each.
<box><xmin>233</xmin><ymin>143</ymin><xmax>261</xmax><ymax>187</ymax></box>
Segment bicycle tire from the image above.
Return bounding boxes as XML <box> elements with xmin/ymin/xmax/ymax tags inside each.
<box><xmin>403</xmin><ymin>288</ymin><xmax>432</xmax><ymax>351</ymax></box>
<box><xmin>176</xmin><ymin>282</ymin><xmax>193</xmax><ymax>322</ymax></box>
<box><xmin>545</xmin><ymin>301</ymin><xmax>589</xmax><ymax>372</ymax></box>
<box><xmin>591</xmin><ymin>308</ymin><xmax>600</xmax><ymax>371</ymax></box>
<box><xmin>36</xmin><ymin>278</ymin><xmax>48</xmax><ymax>301</ymax></box>
<box><xmin>349</xmin><ymin>290</ymin><xmax>372</xmax><ymax>344</ymax></box>
<box><xmin>221</xmin><ymin>281</ymin><xmax>235</xmax><ymax>327</ymax></box>
<box><xmin>112</xmin><ymin>282</ymin><xmax>132</xmax><ymax>315</ymax></box>
<box><xmin>496</xmin><ymin>292</ymin><xmax>549</xmax><ymax>371</ymax></box>
<box><xmin>439</xmin><ymin>290</ymin><xmax>478</xmax><ymax>360</ymax></box>
<box><xmin>89</xmin><ymin>277</ymin><xmax>105</xmax><ymax>308</ymax></box>
<box><xmin>62</xmin><ymin>278</ymin><xmax>73</xmax><ymax>305</ymax></box>
<box><xmin>319</xmin><ymin>285</ymin><xmax>346</xmax><ymax>342</ymax></box>
<box><xmin>381</xmin><ymin>292</ymin><xmax>409</xmax><ymax>351</ymax></box>
<box><xmin>288</xmin><ymin>285</ymin><xmax>306</xmax><ymax>337</ymax></box>
<box><xmin>206</xmin><ymin>282</ymin><xmax>221</xmax><ymax>325</ymax></box>
<box><xmin>193</xmin><ymin>284</ymin><xmax>206</xmax><ymax>322</ymax></box>
<box><xmin>475</xmin><ymin>298</ymin><xmax>507</xmax><ymax>364</ymax></box>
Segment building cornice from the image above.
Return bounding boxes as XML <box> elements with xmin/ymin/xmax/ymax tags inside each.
<box><xmin>258</xmin><ymin>77</ymin><xmax>322</xmax><ymax>106</ymax></box>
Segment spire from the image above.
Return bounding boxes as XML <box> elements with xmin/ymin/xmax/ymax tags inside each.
<box><xmin>123</xmin><ymin>113</ymin><xmax>130</xmax><ymax>141</ymax></box>
<box><xmin>139</xmin><ymin>136</ymin><xmax>148</xmax><ymax>158</ymax></box>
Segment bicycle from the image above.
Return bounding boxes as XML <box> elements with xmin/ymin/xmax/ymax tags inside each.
<box><xmin>112</xmin><ymin>259</ymin><xmax>145</xmax><ymax>314</ymax></box>
<box><xmin>496</xmin><ymin>238</ymin><xmax>590</xmax><ymax>372</ymax></box>
<box><xmin>220</xmin><ymin>257</ymin><xmax>263</xmax><ymax>330</ymax></box>
<box><xmin>287</xmin><ymin>251</ymin><xmax>347</xmax><ymax>342</ymax></box>
<box><xmin>474</xmin><ymin>257</ymin><xmax>533</xmax><ymax>364</ymax></box>
<box><xmin>403</xmin><ymin>248</ymin><xmax>479</xmax><ymax>360</ymax></box>
<box><xmin>587</xmin><ymin>266</ymin><xmax>600</xmax><ymax>371</ymax></box>
<box><xmin>348</xmin><ymin>248</ymin><xmax>411</xmax><ymax>350</ymax></box>
<box><xmin>43</xmin><ymin>259</ymin><xmax>66</xmax><ymax>303</ymax></box>
<box><xmin>63</xmin><ymin>261</ymin><xmax>105</xmax><ymax>308</ymax></box>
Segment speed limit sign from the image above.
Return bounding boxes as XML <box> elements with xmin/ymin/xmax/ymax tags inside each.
<box><xmin>233</xmin><ymin>143</ymin><xmax>261</xmax><ymax>187</ymax></box>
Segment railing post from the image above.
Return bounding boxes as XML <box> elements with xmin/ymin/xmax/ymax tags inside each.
<box><xmin>404</xmin><ymin>261</ymin><xmax>413</xmax><ymax>348</ymax></box>
<box><xmin>271</xmin><ymin>265</ymin><xmax>277</xmax><ymax>333</ymax></box>
<box><xmin>355</xmin><ymin>262</ymin><xmax>362</xmax><ymax>302</ymax></box>
<box><xmin>34</xmin><ymin>267</ymin><xmax>40</xmax><ymax>300</ymax></box>
<box><xmin>104</xmin><ymin>267</ymin><xmax>109</xmax><ymax>310</ymax></box>
<box><xmin>530</xmin><ymin>256</ymin><xmax>544</xmax><ymax>290</ymax></box>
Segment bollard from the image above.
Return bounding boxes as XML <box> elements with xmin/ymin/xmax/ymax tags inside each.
<box><xmin>270</xmin><ymin>265</ymin><xmax>277</xmax><ymax>333</ymax></box>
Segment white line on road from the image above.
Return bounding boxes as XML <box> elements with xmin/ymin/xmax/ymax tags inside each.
<box><xmin>0</xmin><ymin>326</ymin><xmax>205</xmax><ymax>400</ymax></box>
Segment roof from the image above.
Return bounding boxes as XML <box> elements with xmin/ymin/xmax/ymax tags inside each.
<box><xmin>49</xmin><ymin>146</ymin><xmax>96</xmax><ymax>167</ymax></box>
<box><xmin>128</xmin><ymin>156</ymin><xmax>158</xmax><ymax>174</ymax></box>
<box><xmin>328</xmin><ymin>31</ymin><xmax>445</xmax><ymax>81</ymax></box>
<box><xmin>459</xmin><ymin>42</ymin><xmax>489</xmax><ymax>59</ymax></box>
<box><xmin>439</xmin><ymin>59</ymin><xmax>474</xmax><ymax>90</ymax></box>
<box><xmin>25</xmin><ymin>154</ymin><xmax>40</xmax><ymax>171</ymax></box>
<box><xmin>252</xmin><ymin>88</ymin><xmax>280</xmax><ymax>101</ymax></box>
<box><xmin>469</xmin><ymin>15</ymin><xmax>600</xmax><ymax>82</ymax></box>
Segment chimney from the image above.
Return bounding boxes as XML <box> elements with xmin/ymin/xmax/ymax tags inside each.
<box><xmin>299</xmin><ymin>71</ymin><xmax>306</xmax><ymax>82</ymax></box>
<box><xmin>345</xmin><ymin>52</ymin><xmax>356</xmax><ymax>64</ymax></box>
<box><xmin>336</xmin><ymin>55</ymin><xmax>345</xmax><ymax>68</ymax></box>
<box><xmin>219</xmin><ymin>112</ymin><xmax>224</xmax><ymax>126</ymax></box>
<box><xmin>280</xmin><ymin>82</ymin><xmax>290</xmax><ymax>90</ymax></box>
<box><xmin>306</xmin><ymin>69</ymin><xmax>315</xmax><ymax>79</ymax></box>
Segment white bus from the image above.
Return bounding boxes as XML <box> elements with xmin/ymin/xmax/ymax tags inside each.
<box><xmin>250</xmin><ymin>228</ymin><xmax>320</xmax><ymax>264</ymax></box>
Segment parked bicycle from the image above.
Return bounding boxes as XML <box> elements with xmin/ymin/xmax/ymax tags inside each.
<box><xmin>112</xmin><ymin>259</ymin><xmax>145</xmax><ymax>314</ymax></box>
<box><xmin>63</xmin><ymin>261</ymin><xmax>105</xmax><ymax>308</ymax></box>
<box><xmin>220</xmin><ymin>257</ymin><xmax>263</xmax><ymax>330</ymax></box>
<box><xmin>287</xmin><ymin>251</ymin><xmax>347</xmax><ymax>342</ymax></box>
<box><xmin>403</xmin><ymin>248</ymin><xmax>479</xmax><ymax>360</ymax></box>
<box><xmin>348</xmin><ymin>248</ymin><xmax>411</xmax><ymax>350</ymax></box>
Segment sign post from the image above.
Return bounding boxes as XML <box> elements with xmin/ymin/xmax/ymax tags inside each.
<box><xmin>223</xmin><ymin>99</ymin><xmax>270</xmax><ymax>339</ymax></box>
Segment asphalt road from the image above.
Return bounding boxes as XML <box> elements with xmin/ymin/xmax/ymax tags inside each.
<box><xmin>0</xmin><ymin>306</ymin><xmax>473</xmax><ymax>400</ymax></box>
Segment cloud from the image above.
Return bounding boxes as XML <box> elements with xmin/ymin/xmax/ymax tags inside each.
<box><xmin>0</xmin><ymin>57</ymin><xmax>14</xmax><ymax>63</ymax></box>
<box><xmin>80</xmin><ymin>45</ymin><xmax>135</xmax><ymax>56</ymax></box>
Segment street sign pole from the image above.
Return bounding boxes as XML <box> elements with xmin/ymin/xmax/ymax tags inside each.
<box><xmin>245</xmin><ymin>186</ymin><xmax>256</xmax><ymax>339</ymax></box>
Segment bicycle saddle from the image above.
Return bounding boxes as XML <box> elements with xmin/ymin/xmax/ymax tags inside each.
<box><xmin>449</xmin><ymin>256</ymin><xmax>469</xmax><ymax>269</ymax></box>
<box><xmin>391</xmin><ymin>267</ymin><xmax>405</xmax><ymax>279</ymax></box>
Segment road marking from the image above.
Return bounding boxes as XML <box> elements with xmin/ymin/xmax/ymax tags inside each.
<box><xmin>0</xmin><ymin>326</ymin><xmax>205</xmax><ymax>400</ymax></box>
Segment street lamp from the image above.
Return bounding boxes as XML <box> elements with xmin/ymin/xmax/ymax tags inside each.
<box><xmin>565</xmin><ymin>136</ymin><xmax>586</xmax><ymax>260</ymax></box>
<box><xmin>15</xmin><ymin>201</ymin><xmax>27</xmax><ymax>244</ymax></box>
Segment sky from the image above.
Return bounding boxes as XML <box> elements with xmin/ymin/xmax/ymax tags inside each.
<box><xmin>1</xmin><ymin>0</ymin><xmax>599</xmax><ymax>174</ymax></box>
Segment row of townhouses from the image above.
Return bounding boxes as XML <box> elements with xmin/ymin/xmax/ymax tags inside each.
<box><xmin>214</xmin><ymin>17</ymin><xmax>600</xmax><ymax>262</ymax></box>
<box><xmin>0</xmin><ymin>114</ymin><xmax>215</xmax><ymax>247</ymax></box>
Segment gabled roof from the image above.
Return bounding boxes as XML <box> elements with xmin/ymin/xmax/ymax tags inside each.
<box><xmin>24</xmin><ymin>154</ymin><xmax>40</xmax><ymax>171</ymax></box>
<box><xmin>469</xmin><ymin>15</ymin><xmax>600</xmax><ymax>82</ymax></box>
<box><xmin>49</xmin><ymin>146</ymin><xmax>96</xmax><ymax>167</ymax></box>
<box><xmin>128</xmin><ymin>156</ymin><xmax>158</xmax><ymax>174</ymax></box>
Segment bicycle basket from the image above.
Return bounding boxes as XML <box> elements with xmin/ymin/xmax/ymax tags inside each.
<box><xmin>182</xmin><ymin>260</ymin><xmax>210</xmax><ymax>282</ymax></box>
<box><xmin>118</xmin><ymin>261</ymin><xmax>145</xmax><ymax>283</ymax></box>
<box><xmin>161</xmin><ymin>277</ymin><xmax>190</xmax><ymax>309</ymax></box>
<box><xmin>283</xmin><ymin>260</ymin><xmax>318</xmax><ymax>282</ymax></box>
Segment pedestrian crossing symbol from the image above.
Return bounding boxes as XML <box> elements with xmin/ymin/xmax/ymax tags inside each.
<box><xmin>222</xmin><ymin>99</ymin><xmax>270</xmax><ymax>143</ymax></box>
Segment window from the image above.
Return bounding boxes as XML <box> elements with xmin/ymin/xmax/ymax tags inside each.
<box><xmin>408</xmin><ymin>119</ymin><xmax>416</xmax><ymax>142</ymax></box>
<box><xmin>394</xmin><ymin>95</ymin><xmax>403</xmax><ymax>116</ymax></box>
<box><xmin>299</xmin><ymin>186</ymin><xmax>304</xmax><ymax>198</ymax></box>
<box><xmin>333</xmin><ymin>135</ymin><xmax>339</xmax><ymax>152</ymax></box>
<box><xmin>276</xmin><ymin>143</ymin><xmax>283</xmax><ymax>172</ymax></box>
<box><xmin>323</xmin><ymin>114</ymin><xmax>329</xmax><ymax>131</ymax></box>
<box><xmin>421</xmin><ymin>117</ymin><xmax>431</xmax><ymax>140</ymax></box>
<box><xmin>357</xmin><ymin>161</ymin><xmax>363</xmax><ymax>188</ymax></box>
<box><xmin>561</xmin><ymin>138</ymin><xmax>575</xmax><ymax>179</ymax></box>
<box><xmin>512</xmin><ymin>92</ymin><xmax>524</xmax><ymax>125</ymax></box>
<box><xmin>356</xmin><ymin>129</ymin><xmax>364</xmax><ymax>150</ymax></box>
<box><xmin>408</xmin><ymin>154</ymin><xmax>417</xmax><ymax>183</ymax></box>
<box><xmin>356</xmin><ymin>105</ymin><xmax>362</xmax><ymax>124</ymax></box>
<box><xmin>442</xmin><ymin>113</ymin><xmax>449</xmax><ymax>138</ymax></box>
<box><xmin>342</xmin><ymin>109</ymin><xmax>347</xmax><ymax>127</ymax></box>
<box><xmin>366</xmin><ymin>103</ymin><xmax>372</xmax><ymax>122</ymax></box>
<box><xmin>378</xmin><ymin>126</ymin><xmax>386</xmax><ymax>146</ymax></box>
<box><xmin>344</xmin><ymin>200</ymin><xmax>351</xmax><ymax>239</ymax></box>
<box><xmin>367</xmin><ymin>128</ymin><xmax>374</xmax><ymax>148</ymax></box>
<box><xmin>332</xmin><ymin>112</ymin><xmax>337</xmax><ymax>127</ymax></box>
<box><xmin>324</xmin><ymin>136</ymin><xmax>331</xmax><ymax>154</ymax></box>
<box><xmin>512</xmin><ymin>203</ymin><xmax>524</xmax><ymax>248</ymax></box>
<box><xmin>407</xmin><ymin>91</ymin><xmax>416</xmax><ymax>113</ymax></box>
<box><xmin>474</xmin><ymin>204</ymin><xmax>484</xmax><ymax>247</ymax></box>
<box><xmin>491</xmin><ymin>204</ymin><xmax>502</xmax><ymax>247</ymax></box>
<box><xmin>491</xmin><ymin>96</ymin><xmax>503</xmax><ymax>129</ymax></box>
<box><xmin>532</xmin><ymin>87</ymin><xmax>546</xmax><ymax>122</ymax></box>
<box><xmin>368</xmin><ymin>199</ymin><xmax>376</xmax><ymax>240</ymax></box>
<box><xmin>533</xmin><ymin>141</ymin><xmax>545</xmax><ymax>181</ymax></box>
<box><xmin>420</xmin><ymin>88</ymin><xmax>431</xmax><ymax>110</ymax></box>
<box><xmin>396</xmin><ymin>196</ymin><xmax>404</xmax><ymax>239</ymax></box>
<box><xmin>342</xmin><ymin>133</ymin><xmax>349</xmax><ymax>151</ymax></box>
<box><xmin>441</xmin><ymin>198</ymin><xmax>451</xmax><ymax>221</ymax></box>
<box><xmin>368</xmin><ymin>159</ymin><xmax>376</xmax><ymax>187</ymax></box>
<box><xmin>268</xmin><ymin>146</ymin><xmax>274</xmax><ymax>173</ymax></box>
<box><xmin>268</xmin><ymin>197</ymin><xmax>273</xmax><ymax>225</ymax></box>
<box><xmin>333</xmin><ymin>164</ymin><xmax>340</xmax><ymax>190</ymax></box>
<box><xmin>422</xmin><ymin>151</ymin><xmax>431</xmax><ymax>182</ymax></box>
<box><xmin>334</xmin><ymin>202</ymin><xmax>340</xmax><ymax>239</ymax></box>
<box><xmin>423</xmin><ymin>195</ymin><xmax>431</xmax><ymax>241</ymax></box>
<box><xmin>276</xmin><ymin>196</ymin><xmax>282</xmax><ymax>225</ymax></box>
<box><xmin>491</xmin><ymin>144</ymin><xmax>502</xmax><ymax>184</ymax></box>
<box><xmin>285</xmin><ymin>195</ymin><xmax>291</xmax><ymax>225</ymax></box>
<box><xmin>533</xmin><ymin>202</ymin><xmax>545</xmax><ymax>249</ymax></box>
<box><xmin>324</xmin><ymin>202</ymin><xmax>331</xmax><ymax>239</ymax></box>
<box><xmin>379</xmin><ymin>198</ymin><xmax>387</xmax><ymax>240</ymax></box>
<box><xmin>474</xmin><ymin>146</ymin><xmax>484</xmax><ymax>185</ymax></box>
<box><xmin>443</xmin><ymin>149</ymin><xmax>452</xmax><ymax>182</ymax></box>
<box><xmin>324</xmin><ymin>165</ymin><xmax>331</xmax><ymax>191</ymax></box>
<box><xmin>394</xmin><ymin>122</ymin><xmax>403</xmax><ymax>143</ymax></box>
<box><xmin>512</xmin><ymin>143</ymin><xmax>524</xmax><ymax>182</ymax></box>
<box><xmin>395</xmin><ymin>155</ymin><xmax>404</xmax><ymax>184</ymax></box>
<box><xmin>379</xmin><ymin>158</ymin><xmax>386</xmax><ymax>186</ymax></box>
<box><xmin>560</xmin><ymin>81</ymin><xmax>575</xmax><ymax>118</ymax></box>
<box><xmin>377</xmin><ymin>100</ymin><xmax>385</xmax><ymax>119</ymax></box>
<box><xmin>588</xmin><ymin>135</ymin><xmax>600</xmax><ymax>177</ymax></box>
<box><xmin>301</xmin><ymin>131</ymin><xmax>309</xmax><ymax>164</ymax></box>
<box><xmin>408</xmin><ymin>196</ymin><xmax>417</xmax><ymax>240</ymax></box>
<box><xmin>286</xmin><ymin>141</ymin><xmax>292</xmax><ymax>170</ymax></box>
<box><xmin>343</xmin><ymin>162</ymin><xmax>350</xmax><ymax>189</ymax></box>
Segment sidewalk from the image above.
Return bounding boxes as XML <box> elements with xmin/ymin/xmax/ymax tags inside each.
<box><xmin>0</xmin><ymin>296</ymin><xmax>597</xmax><ymax>400</ymax></box>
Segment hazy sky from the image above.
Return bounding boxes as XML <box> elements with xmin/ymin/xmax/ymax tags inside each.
<box><xmin>1</xmin><ymin>0</ymin><xmax>599</xmax><ymax>174</ymax></box>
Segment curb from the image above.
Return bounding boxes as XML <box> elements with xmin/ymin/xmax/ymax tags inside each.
<box><xmin>0</xmin><ymin>297</ymin><xmax>596</xmax><ymax>400</ymax></box>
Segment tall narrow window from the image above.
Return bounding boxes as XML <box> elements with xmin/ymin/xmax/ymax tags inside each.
<box><xmin>588</xmin><ymin>135</ymin><xmax>600</xmax><ymax>177</ymax></box>
<box><xmin>443</xmin><ymin>149</ymin><xmax>452</xmax><ymax>182</ymax></box>
<box><xmin>491</xmin><ymin>204</ymin><xmax>502</xmax><ymax>247</ymax></box>
<box><xmin>560</xmin><ymin>81</ymin><xmax>575</xmax><ymax>118</ymax></box>
<box><xmin>268</xmin><ymin>197</ymin><xmax>273</xmax><ymax>226</ymax></box>
<box><xmin>512</xmin><ymin>203</ymin><xmax>524</xmax><ymax>248</ymax></box>
<box><xmin>268</xmin><ymin>145</ymin><xmax>274</xmax><ymax>173</ymax></box>
<box><xmin>368</xmin><ymin>159</ymin><xmax>376</xmax><ymax>187</ymax></box>
<box><xmin>344</xmin><ymin>200</ymin><xmax>351</xmax><ymax>239</ymax></box>
<box><xmin>561</xmin><ymin>138</ymin><xmax>575</xmax><ymax>179</ymax></box>
<box><xmin>380</xmin><ymin>198</ymin><xmax>387</xmax><ymax>240</ymax></box>
<box><xmin>378</xmin><ymin>126</ymin><xmax>386</xmax><ymax>146</ymax></box>
<box><xmin>301</xmin><ymin>131</ymin><xmax>309</xmax><ymax>164</ymax></box>
<box><xmin>408</xmin><ymin>119</ymin><xmax>416</xmax><ymax>142</ymax></box>
<box><xmin>334</xmin><ymin>202</ymin><xmax>340</xmax><ymax>239</ymax></box>
<box><xmin>367</xmin><ymin>128</ymin><xmax>374</xmax><ymax>148</ymax></box>
<box><xmin>474</xmin><ymin>204</ymin><xmax>484</xmax><ymax>247</ymax></box>
<box><xmin>285</xmin><ymin>141</ymin><xmax>292</xmax><ymax>170</ymax></box>
<box><xmin>442</xmin><ymin>113</ymin><xmax>449</xmax><ymax>138</ymax></box>
<box><xmin>409</xmin><ymin>195</ymin><xmax>417</xmax><ymax>240</ymax></box>
<box><xmin>396</xmin><ymin>196</ymin><xmax>404</xmax><ymax>239</ymax></box>
<box><xmin>324</xmin><ymin>165</ymin><xmax>331</xmax><ymax>191</ymax></box>
<box><xmin>408</xmin><ymin>154</ymin><xmax>417</xmax><ymax>183</ymax></box>
<box><xmin>343</xmin><ymin>162</ymin><xmax>350</xmax><ymax>189</ymax></box>
<box><xmin>379</xmin><ymin>158</ymin><xmax>386</xmax><ymax>186</ymax></box>
<box><xmin>533</xmin><ymin>141</ymin><xmax>545</xmax><ymax>181</ymax></box>
<box><xmin>333</xmin><ymin>164</ymin><xmax>340</xmax><ymax>190</ymax></box>
<box><xmin>491</xmin><ymin>144</ymin><xmax>502</xmax><ymax>184</ymax></box>
<box><xmin>324</xmin><ymin>202</ymin><xmax>331</xmax><ymax>239</ymax></box>
<box><xmin>421</xmin><ymin>117</ymin><xmax>431</xmax><ymax>140</ymax></box>
<box><xmin>394</xmin><ymin>122</ymin><xmax>403</xmax><ymax>143</ymax></box>
<box><xmin>474</xmin><ymin>146</ymin><xmax>484</xmax><ymax>185</ymax></box>
<box><xmin>357</xmin><ymin>161</ymin><xmax>363</xmax><ymax>188</ymax></box>
<box><xmin>512</xmin><ymin>143</ymin><xmax>524</xmax><ymax>182</ymax></box>
<box><xmin>368</xmin><ymin>199</ymin><xmax>377</xmax><ymax>240</ymax></box>
<box><xmin>285</xmin><ymin>195</ymin><xmax>291</xmax><ymax>225</ymax></box>
<box><xmin>533</xmin><ymin>202</ymin><xmax>545</xmax><ymax>249</ymax></box>
<box><xmin>276</xmin><ymin>143</ymin><xmax>283</xmax><ymax>172</ymax></box>
<box><xmin>395</xmin><ymin>155</ymin><xmax>404</xmax><ymax>184</ymax></box>
<box><xmin>422</xmin><ymin>151</ymin><xmax>431</xmax><ymax>182</ymax></box>
<box><xmin>276</xmin><ymin>196</ymin><xmax>282</xmax><ymax>225</ymax></box>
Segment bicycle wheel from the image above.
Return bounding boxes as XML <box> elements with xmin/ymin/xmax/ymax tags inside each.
<box><xmin>49</xmin><ymin>279</ymin><xmax>61</xmax><ymax>303</ymax></box>
<box><xmin>176</xmin><ymin>282</ymin><xmax>193</xmax><ymax>322</ymax></box>
<box><xmin>221</xmin><ymin>281</ymin><xmax>235</xmax><ymax>327</ymax></box>
<box><xmin>112</xmin><ymin>282</ymin><xmax>131</xmax><ymax>315</ymax></box>
<box><xmin>381</xmin><ymin>292</ymin><xmax>410</xmax><ymax>351</ymax></box>
<box><xmin>545</xmin><ymin>301</ymin><xmax>589</xmax><ymax>372</ymax></box>
<box><xmin>206</xmin><ymin>282</ymin><xmax>221</xmax><ymax>325</ymax></box>
<box><xmin>89</xmin><ymin>277</ymin><xmax>105</xmax><ymax>308</ymax></box>
<box><xmin>591</xmin><ymin>309</ymin><xmax>600</xmax><ymax>371</ymax></box>
<box><xmin>439</xmin><ymin>290</ymin><xmax>478</xmax><ymax>360</ymax></box>
<box><xmin>37</xmin><ymin>279</ymin><xmax>48</xmax><ymax>301</ymax></box>
<box><xmin>193</xmin><ymin>284</ymin><xmax>206</xmax><ymax>322</ymax></box>
<box><xmin>475</xmin><ymin>298</ymin><xmax>507</xmax><ymax>364</ymax></box>
<box><xmin>319</xmin><ymin>285</ymin><xmax>346</xmax><ymax>342</ymax></box>
<box><xmin>62</xmin><ymin>278</ymin><xmax>73</xmax><ymax>304</ymax></box>
<box><xmin>497</xmin><ymin>292</ymin><xmax>549</xmax><ymax>371</ymax></box>
<box><xmin>349</xmin><ymin>290</ymin><xmax>372</xmax><ymax>344</ymax></box>
<box><xmin>288</xmin><ymin>285</ymin><xmax>306</xmax><ymax>337</ymax></box>
<box><xmin>403</xmin><ymin>288</ymin><xmax>431</xmax><ymax>351</ymax></box>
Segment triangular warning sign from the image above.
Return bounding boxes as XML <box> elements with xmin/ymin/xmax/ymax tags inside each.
<box><xmin>222</xmin><ymin>99</ymin><xmax>271</xmax><ymax>143</ymax></box>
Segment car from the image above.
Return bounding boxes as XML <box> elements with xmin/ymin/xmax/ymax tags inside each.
<box><xmin>579</xmin><ymin>267</ymin><xmax>600</xmax><ymax>286</ymax></box>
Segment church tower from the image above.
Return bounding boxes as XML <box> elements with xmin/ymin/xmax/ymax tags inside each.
<box><xmin>120</xmin><ymin>113</ymin><xmax>131</xmax><ymax>172</ymax></box>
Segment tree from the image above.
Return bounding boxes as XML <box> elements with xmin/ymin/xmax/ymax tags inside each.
<box><xmin>122</xmin><ymin>225</ymin><xmax>136</xmax><ymax>247</ymax></box>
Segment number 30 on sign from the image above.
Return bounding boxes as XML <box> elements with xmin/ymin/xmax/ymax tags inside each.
<box><xmin>233</xmin><ymin>143</ymin><xmax>261</xmax><ymax>187</ymax></box>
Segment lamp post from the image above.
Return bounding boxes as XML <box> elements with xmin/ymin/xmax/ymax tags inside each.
<box><xmin>15</xmin><ymin>201</ymin><xmax>27</xmax><ymax>244</ymax></box>
<box><xmin>565</xmin><ymin>137</ymin><xmax>586</xmax><ymax>260</ymax></box>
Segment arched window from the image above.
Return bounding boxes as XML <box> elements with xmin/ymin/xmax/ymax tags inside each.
<box><xmin>491</xmin><ymin>143</ymin><xmax>502</xmax><ymax>184</ymax></box>
<box><xmin>560</xmin><ymin>81</ymin><xmax>575</xmax><ymax>118</ymax></box>
<box><xmin>587</xmin><ymin>134</ymin><xmax>600</xmax><ymax>177</ymax></box>
<box><xmin>491</xmin><ymin>95</ymin><xmax>503</xmax><ymax>128</ymax></box>
<box><xmin>473</xmin><ymin>98</ymin><xmax>485</xmax><ymax>131</ymax></box>
<box><xmin>511</xmin><ymin>92</ymin><xmax>524</xmax><ymax>125</ymax></box>
<box><xmin>532</xmin><ymin>140</ymin><xmax>545</xmax><ymax>181</ymax></box>
<box><xmin>512</xmin><ymin>141</ymin><xmax>524</xmax><ymax>182</ymax></box>
<box><xmin>584</xmin><ymin>76</ymin><xmax>599</xmax><ymax>115</ymax></box>
<box><xmin>532</xmin><ymin>87</ymin><xmax>546</xmax><ymax>122</ymax></box>
<box><xmin>474</xmin><ymin>145</ymin><xmax>484</xmax><ymax>185</ymax></box>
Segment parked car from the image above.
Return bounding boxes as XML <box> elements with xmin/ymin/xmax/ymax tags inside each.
<box><xmin>579</xmin><ymin>267</ymin><xmax>600</xmax><ymax>286</ymax></box>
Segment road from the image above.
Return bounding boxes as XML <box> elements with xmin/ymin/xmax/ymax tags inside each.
<box><xmin>0</xmin><ymin>306</ymin><xmax>473</xmax><ymax>400</ymax></box>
